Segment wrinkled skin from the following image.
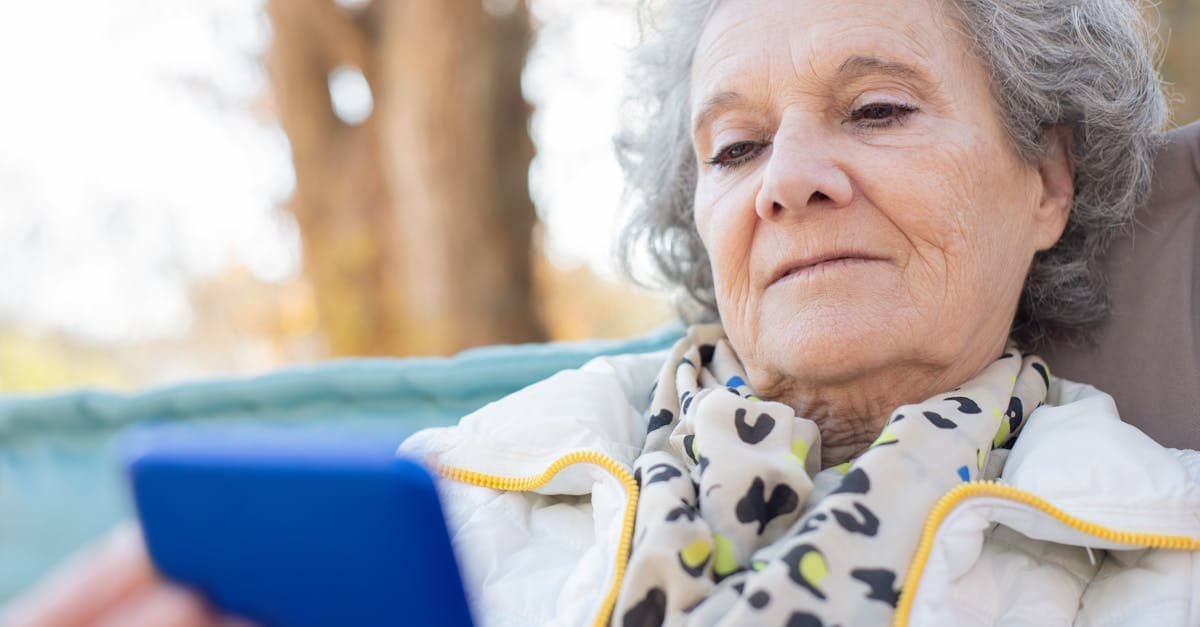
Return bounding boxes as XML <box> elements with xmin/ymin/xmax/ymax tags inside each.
<box><xmin>690</xmin><ymin>0</ymin><xmax>1074</xmax><ymax>466</ymax></box>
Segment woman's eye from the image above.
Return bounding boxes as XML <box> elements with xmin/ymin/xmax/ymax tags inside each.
<box><xmin>847</xmin><ymin>102</ymin><xmax>918</xmax><ymax>128</ymax></box>
<box><xmin>706</xmin><ymin>141</ymin><xmax>766</xmax><ymax>169</ymax></box>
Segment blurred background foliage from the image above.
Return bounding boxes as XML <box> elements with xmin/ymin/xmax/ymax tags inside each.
<box><xmin>0</xmin><ymin>0</ymin><xmax>1196</xmax><ymax>393</ymax></box>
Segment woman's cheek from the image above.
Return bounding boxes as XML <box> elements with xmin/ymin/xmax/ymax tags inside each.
<box><xmin>692</xmin><ymin>178</ymin><xmax>719</xmax><ymax>244</ymax></box>
<box><xmin>697</xmin><ymin>180</ymin><xmax>757</xmax><ymax>316</ymax></box>
<box><xmin>696</xmin><ymin>179</ymin><xmax>743</xmax><ymax>259</ymax></box>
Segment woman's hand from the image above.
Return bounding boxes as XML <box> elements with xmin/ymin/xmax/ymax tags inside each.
<box><xmin>1</xmin><ymin>523</ymin><xmax>253</xmax><ymax>627</ymax></box>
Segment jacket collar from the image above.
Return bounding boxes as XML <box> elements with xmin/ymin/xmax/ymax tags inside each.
<box><xmin>1001</xmin><ymin>377</ymin><xmax>1200</xmax><ymax>538</ymax></box>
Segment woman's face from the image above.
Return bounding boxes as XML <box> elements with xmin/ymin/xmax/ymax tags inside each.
<box><xmin>691</xmin><ymin>0</ymin><xmax>1073</xmax><ymax>400</ymax></box>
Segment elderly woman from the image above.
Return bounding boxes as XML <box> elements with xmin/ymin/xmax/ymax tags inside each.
<box><xmin>7</xmin><ymin>0</ymin><xmax>1198</xmax><ymax>626</ymax></box>
<box><xmin>412</xmin><ymin>0</ymin><xmax>1198</xmax><ymax>625</ymax></box>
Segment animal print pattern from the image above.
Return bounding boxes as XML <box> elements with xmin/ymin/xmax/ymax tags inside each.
<box><xmin>613</xmin><ymin>324</ymin><xmax>1050</xmax><ymax>626</ymax></box>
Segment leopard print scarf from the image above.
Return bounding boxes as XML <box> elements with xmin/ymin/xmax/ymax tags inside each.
<box><xmin>613</xmin><ymin>324</ymin><xmax>1050</xmax><ymax>626</ymax></box>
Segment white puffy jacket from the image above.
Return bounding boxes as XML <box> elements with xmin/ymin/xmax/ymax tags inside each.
<box><xmin>399</xmin><ymin>350</ymin><xmax>1200</xmax><ymax>627</ymax></box>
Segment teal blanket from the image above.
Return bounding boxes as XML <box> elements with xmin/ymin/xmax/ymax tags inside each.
<box><xmin>0</xmin><ymin>324</ymin><xmax>682</xmax><ymax>602</ymax></box>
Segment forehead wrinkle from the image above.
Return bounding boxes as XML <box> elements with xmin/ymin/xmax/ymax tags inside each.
<box><xmin>791</xmin><ymin>35</ymin><xmax>838</xmax><ymax>101</ymax></box>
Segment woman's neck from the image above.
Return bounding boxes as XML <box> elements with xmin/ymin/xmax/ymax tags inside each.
<box><xmin>751</xmin><ymin>340</ymin><xmax>1008</xmax><ymax>469</ymax></box>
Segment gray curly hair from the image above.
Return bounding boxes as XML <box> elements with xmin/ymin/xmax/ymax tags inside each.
<box><xmin>614</xmin><ymin>0</ymin><xmax>1168</xmax><ymax>350</ymax></box>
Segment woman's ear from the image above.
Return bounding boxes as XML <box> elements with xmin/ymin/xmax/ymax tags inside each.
<box><xmin>1032</xmin><ymin>124</ymin><xmax>1075</xmax><ymax>251</ymax></box>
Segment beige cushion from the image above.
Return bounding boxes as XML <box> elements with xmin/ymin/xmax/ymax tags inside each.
<box><xmin>1041</xmin><ymin>120</ymin><xmax>1200</xmax><ymax>448</ymax></box>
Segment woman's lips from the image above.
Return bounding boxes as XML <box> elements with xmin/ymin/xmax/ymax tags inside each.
<box><xmin>768</xmin><ymin>256</ymin><xmax>886</xmax><ymax>288</ymax></box>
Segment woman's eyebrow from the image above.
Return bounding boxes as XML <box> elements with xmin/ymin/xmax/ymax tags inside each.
<box><xmin>836</xmin><ymin>55</ymin><xmax>935</xmax><ymax>91</ymax></box>
<box><xmin>692</xmin><ymin>56</ymin><xmax>936</xmax><ymax>139</ymax></box>
<box><xmin>692</xmin><ymin>90</ymin><xmax>748</xmax><ymax>139</ymax></box>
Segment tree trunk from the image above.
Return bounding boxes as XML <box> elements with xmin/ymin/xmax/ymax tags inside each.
<box><xmin>265</xmin><ymin>0</ymin><xmax>545</xmax><ymax>356</ymax></box>
<box><xmin>376</xmin><ymin>1</ymin><xmax>546</xmax><ymax>353</ymax></box>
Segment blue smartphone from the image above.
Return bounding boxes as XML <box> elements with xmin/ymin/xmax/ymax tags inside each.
<box><xmin>121</xmin><ymin>425</ymin><xmax>474</xmax><ymax>627</ymax></box>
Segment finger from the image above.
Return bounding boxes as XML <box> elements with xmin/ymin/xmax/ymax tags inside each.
<box><xmin>1</xmin><ymin>523</ymin><xmax>156</xmax><ymax>627</ymax></box>
<box><xmin>92</xmin><ymin>583</ymin><xmax>218</xmax><ymax>627</ymax></box>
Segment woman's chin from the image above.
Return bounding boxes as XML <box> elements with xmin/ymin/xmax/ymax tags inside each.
<box><xmin>752</xmin><ymin>302</ymin><xmax>908</xmax><ymax>384</ymax></box>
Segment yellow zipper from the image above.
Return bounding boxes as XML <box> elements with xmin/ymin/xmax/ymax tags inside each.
<box><xmin>437</xmin><ymin>450</ymin><xmax>639</xmax><ymax>627</ymax></box>
<box><xmin>894</xmin><ymin>479</ymin><xmax>1200</xmax><ymax>627</ymax></box>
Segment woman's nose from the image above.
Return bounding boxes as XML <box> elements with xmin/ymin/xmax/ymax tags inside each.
<box><xmin>754</xmin><ymin>122</ymin><xmax>854</xmax><ymax>221</ymax></box>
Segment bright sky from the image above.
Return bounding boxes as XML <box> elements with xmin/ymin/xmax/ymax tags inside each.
<box><xmin>0</xmin><ymin>0</ymin><xmax>636</xmax><ymax>344</ymax></box>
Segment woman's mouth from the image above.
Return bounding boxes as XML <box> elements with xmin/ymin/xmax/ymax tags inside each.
<box><xmin>769</xmin><ymin>255</ymin><xmax>887</xmax><ymax>288</ymax></box>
